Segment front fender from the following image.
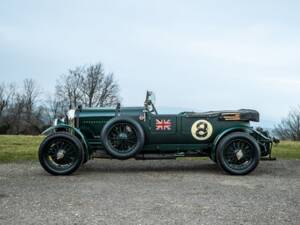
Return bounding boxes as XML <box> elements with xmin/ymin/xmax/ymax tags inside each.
<box><xmin>211</xmin><ymin>126</ymin><xmax>253</xmax><ymax>161</ymax></box>
<box><xmin>42</xmin><ymin>125</ymin><xmax>89</xmax><ymax>158</ymax></box>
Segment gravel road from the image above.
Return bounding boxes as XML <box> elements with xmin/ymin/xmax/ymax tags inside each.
<box><xmin>0</xmin><ymin>159</ymin><xmax>299</xmax><ymax>225</ymax></box>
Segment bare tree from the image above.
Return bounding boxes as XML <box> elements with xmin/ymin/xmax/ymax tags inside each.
<box><xmin>81</xmin><ymin>63</ymin><xmax>104</xmax><ymax>107</ymax></box>
<box><xmin>0</xmin><ymin>62</ymin><xmax>121</xmax><ymax>134</ymax></box>
<box><xmin>45</xmin><ymin>96</ymin><xmax>66</xmax><ymax>124</ymax></box>
<box><xmin>0</xmin><ymin>82</ymin><xmax>16</xmax><ymax>116</ymax></box>
<box><xmin>8</xmin><ymin>93</ymin><xmax>25</xmax><ymax>134</ymax></box>
<box><xmin>23</xmin><ymin>79</ymin><xmax>40</xmax><ymax>120</ymax></box>
<box><xmin>56</xmin><ymin>63</ymin><xmax>120</xmax><ymax>109</ymax></box>
<box><xmin>0</xmin><ymin>84</ymin><xmax>7</xmax><ymax>115</ymax></box>
<box><xmin>80</xmin><ymin>63</ymin><xmax>120</xmax><ymax>107</ymax></box>
<box><xmin>0</xmin><ymin>79</ymin><xmax>44</xmax><ymax>134</ymax></box>
<box><xmin>273</xmin><ymin>106</ymin><xmax>300</xmax><ymax>141</ymax></box>
<box><xmin>56</xmin><ymin>67</ymin><xmax>84</xmax><ymax>109</ymax></box>
<box><xmin>96</xmin><ymin>73</ymin><xmax>119</xmax><ymax>107</ymax></box>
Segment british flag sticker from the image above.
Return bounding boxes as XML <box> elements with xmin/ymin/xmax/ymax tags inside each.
<box><xmin>156</xmin><ymin>119</ymin><xmax>172</xmax><ymax>131</ymax></box>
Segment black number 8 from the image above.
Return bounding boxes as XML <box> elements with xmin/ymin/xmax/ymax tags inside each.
<box><xmin>196</xmin><ymin>122</ymin><xmax>208</xmax><ymax>138</ymax></box>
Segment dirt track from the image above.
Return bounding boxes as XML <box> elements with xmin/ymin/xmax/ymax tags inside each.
<box><xmin>0</xmin><ymin>159</ymin><xmax>299</xmax><ymax>225</ymax></box>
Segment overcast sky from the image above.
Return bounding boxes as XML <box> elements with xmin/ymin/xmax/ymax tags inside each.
<box><xmin>1</xmin><ymin>0</ymin><xmax>299</xmax><ymax>127</ymax></box>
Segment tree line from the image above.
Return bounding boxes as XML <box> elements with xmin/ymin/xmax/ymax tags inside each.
<box><xmin>0</xmin><ymin>61</ymin><xmax>299</xmax><ymax>140</ymax></box>
<box><xmin>273</xmin><ymin>107</ymin><xmax>300</xmax><ymax>141</ymax></box>
<box><xmin>0</xmin><ymin>63</ymin><xmax>120</xmax><ymax>134</ymax></box>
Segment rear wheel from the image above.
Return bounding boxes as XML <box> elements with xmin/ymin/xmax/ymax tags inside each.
<box><xmin>216</xmin><ymin>132</ymin><xmax>260</xmax><ymax>175</ymax></box>
<box><xmin>101</xmin><ymin>117</ymin><xmax>144</xmax><ymax>159</ymax></box>
<box><xmin>38</xmin><ymin>132</ymin><xmax>84</xmax><ymax>175</ymax></box>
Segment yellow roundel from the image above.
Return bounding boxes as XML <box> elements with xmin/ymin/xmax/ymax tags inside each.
<box><xmin>191</xmin><ymin>120</ymin><xmax>213</xmax><ymax>141</ymax></box>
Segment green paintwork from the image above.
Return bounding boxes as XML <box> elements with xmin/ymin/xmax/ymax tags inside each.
<box><xmin>43</xmin><ymin>91</ymin><xmax>273</xmax><ymax>160</ymax></box>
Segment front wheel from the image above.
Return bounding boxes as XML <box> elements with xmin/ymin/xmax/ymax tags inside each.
<box><xmin>216</xmin><ymin>132</ymin><xmax>260</xmax><ymax>175</ymax></box>
<box><xmin>38</xmin><ymin>132</ymin><xmax>84</xmax><ymax>175</ymax></box>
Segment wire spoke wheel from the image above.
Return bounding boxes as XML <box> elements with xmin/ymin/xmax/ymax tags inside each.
<box><xmin>39</xmin><ymin>132</ymin><xmax>84</xmax><ymax>175</ymax></box>
<box><xmin>223</xmin><ymin>138</ymin><xmax>256</xmax><ymax>171</ymax></box>
<box><xmin>43</xmin><ymin>138</ymin><xmax>80</xmax><ymax>171</ymax></box>
<box><xmin>107</xmin><ymin>122</ymin><xmax>138</xmax><ymax>154</ymax></box>
<box><xmin>101</xmin><ymin>117</ymin><xmax>145</xmax><ymax>159</ymax></box>
<box><xmin>216</xmin><ymin>132</ymin><xmax>260</xmax><ymax>175</ymax></box>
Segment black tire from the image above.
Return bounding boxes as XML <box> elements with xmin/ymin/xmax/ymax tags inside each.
<box><xmin>101</xmin><ymin>117</ymin><xmax>145</xmax><ymax>159</ymax></box>
<box><xmin>38</xmin><ymin>132</ymin><xmax>84</xmax><ymax>175</ymax></box>
<box><xmin>216</xmin><ymin>132</ymin><xmax>260</xmax><ymax>175</ymax></box>
<box><xmin>82</xmin><ymin>154</ymin><xmax>88</xmax><ymax>165</ymax></box>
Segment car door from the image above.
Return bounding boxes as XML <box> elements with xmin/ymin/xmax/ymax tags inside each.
<box><xmin>147</xmin><ymin>114</ymin><xmax>178</xmax><ymax>144</ymax></box>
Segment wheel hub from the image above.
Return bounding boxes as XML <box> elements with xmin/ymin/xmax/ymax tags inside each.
<box><xmin>235</xmin><ymin>149</ymin><xmax>244</xmax><ymax>161</ymax></box>
<box><xmin>56</xmin><ymin>150</ymin><xmax>65</xmax><ymax>160</ymax></box>
<box><xmin>118</xmin><ymin>132</ymin><xmax>128</xmax><ymax>140</ymax></box>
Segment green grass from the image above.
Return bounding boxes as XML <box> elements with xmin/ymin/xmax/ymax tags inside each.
<box><xmin>0</xmin><ymin>135</ymin><xmax>44</xmax><ymax>162</ymax></box>
<box><xmin>272</xmin><ymin>141</ymin><xmax>300</xmax><ymax>159</ymax></box>
<box><xmin>0</xmin><ymin>135</ymin><xmax>299</xmax><ymax>162</ymax></box>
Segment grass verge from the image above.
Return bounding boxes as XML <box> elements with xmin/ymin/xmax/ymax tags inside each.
<box><xmin>272</xmin><ymin>141</ymin><xmax>300</xmax><ymax>159</ymax></box>
<box><xmin>0</xmin><ymin>135</ymin><xmax>44</xmax><ymax>162</ymax></box>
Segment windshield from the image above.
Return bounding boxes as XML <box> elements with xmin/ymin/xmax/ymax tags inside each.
<box><xmin>149</xmin><ymin>92</ymin><xmax>156</xmax><ymax>105</ymax></box>
<box><xmin>145</xmin><ymin>91</ymin><xmax>155</xmax><ymax>105</ymax></box>
<box><xmin>145</xmin><ymin>91</ymin><xmax>158</xmax><ymax>114</ymax></box>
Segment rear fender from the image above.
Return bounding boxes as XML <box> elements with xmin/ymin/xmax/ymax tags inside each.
<box><xmin>42</xmin><ymin>125</ymin><xmax>90</xmax><ymax>159</ymax></box>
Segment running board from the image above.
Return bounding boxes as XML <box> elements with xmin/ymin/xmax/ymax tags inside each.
<box><xmin>92</xmin><ymin>151</ymin><xmax>208</xmax><ymax>160</ymax></box>
<box><xmin>135</xmin><ymin>154</ymin><xmax>176</xmax><ymax>160</ymax></box>
<box><xmin>135</xmin><ymin>152</ymin><xmax>208</xmax><ymax>160</ymax></box>
<box><xmin>93</xmin><ymin>151</ymin><xmax>111</xmax><ymax>159</ymax></box>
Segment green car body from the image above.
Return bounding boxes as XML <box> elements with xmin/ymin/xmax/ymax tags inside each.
<box><xmin>39</xmin><ymin>91</ymin><xmax>276</xmax><ymax>175</ymax></box>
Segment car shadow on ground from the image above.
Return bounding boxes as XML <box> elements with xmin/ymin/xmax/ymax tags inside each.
<box><xmin>77</xmin><ymin>159</ymin><xmax>222</xmax><ymax>175</ymax></box>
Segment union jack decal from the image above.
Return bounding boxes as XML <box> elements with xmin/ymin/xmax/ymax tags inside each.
<box><xmin>156</xmin><ymin>119</ymin><xmax>172</xmax><ymax>130</ymax></box>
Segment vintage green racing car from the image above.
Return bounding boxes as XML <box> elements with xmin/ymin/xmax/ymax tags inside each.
<box><xmin>39</xmin><ymin>91</ymin><xmax>278</xmax><ymax>175</ymax></box>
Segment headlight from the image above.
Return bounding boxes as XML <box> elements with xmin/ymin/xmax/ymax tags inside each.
<box><xmin>67</xmin><ymin>109</ymin><xmax>76</xmax><ymax>127</ymax></box>
<box><xmin>67</xmin><ymin>109</ymin><xmax>76</xmax><ymax>120</ymax></box>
